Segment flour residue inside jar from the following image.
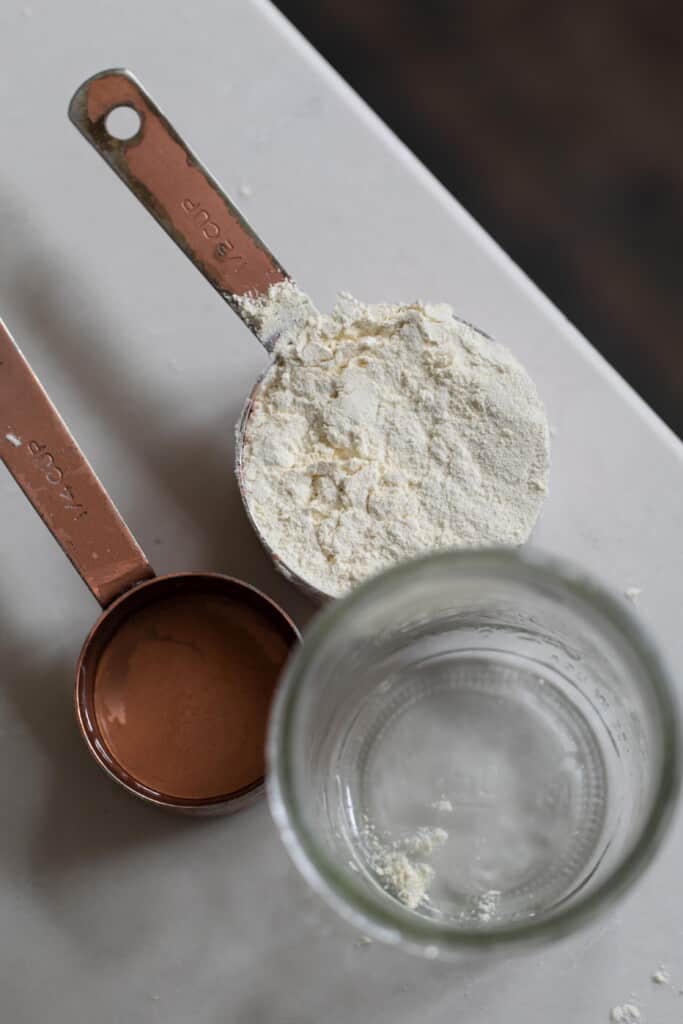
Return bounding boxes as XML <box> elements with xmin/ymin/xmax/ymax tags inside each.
<box><xmin>362</xmin><ymin>820</ymin><xmax>449</xmax><ymax>910</ymax></box>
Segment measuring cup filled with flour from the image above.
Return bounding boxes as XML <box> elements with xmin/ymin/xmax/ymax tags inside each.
<box><xmin>70</xmin><ymin>70</ymin><xmax>550</xmax><ymax>600</ymax></box>
<box><xmin>236</xmin><ymin>287</ymin><xmax>549</xmax><ymax>597</ymax></box>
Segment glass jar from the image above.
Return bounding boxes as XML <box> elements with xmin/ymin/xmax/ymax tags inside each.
<box><xmin>268</xmin><ymin>549</ymin><xmax>679</xmax><ymax>957</ymax></box>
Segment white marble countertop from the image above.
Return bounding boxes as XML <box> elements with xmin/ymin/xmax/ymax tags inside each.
<box><xmin>1</xmin><ymin>1</ymin><xmax>682</xmax><ymax>1020</ymax></box>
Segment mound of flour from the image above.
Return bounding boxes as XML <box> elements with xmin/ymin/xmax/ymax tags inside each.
<box><xmin>239</xmin><ymin>284</ymin><xmax>550</xmax><ymax>597</ymax></box>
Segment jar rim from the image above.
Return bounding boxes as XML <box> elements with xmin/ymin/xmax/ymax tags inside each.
<box><xmin>268</xmin><ymin>548</ymin><xmax>680</xmax><ymax>952</ymax></box>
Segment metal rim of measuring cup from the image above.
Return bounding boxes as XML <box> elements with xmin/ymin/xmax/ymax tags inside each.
<box><xmin>267</xmin><ymin>547</ymin><xmax>681</xmax><ymax>954</ymax></box>
<box><xmin>75</xmin><ymin>571</ymin><xmax>301</xmax><ymax>816</ymax></box>
<box><xmin>234</xmin><ymin>376</ymin><xmax>333</xmax><ymax>605</ymax></box>
<box><xmin>0</xmin><ymin>316</ymin><xmax>300</xmax><ymax>816</ymax></box>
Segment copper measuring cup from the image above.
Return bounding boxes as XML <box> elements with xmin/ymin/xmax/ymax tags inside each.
<box><xmin>0</xmin><ymin>318</ymin><xmax>299</xmax><ymax>815</ymax></box>
<box><xmin>69</xmin><ymin>68</ymin><xmax>329</xmax><ymax>602</ymax></box>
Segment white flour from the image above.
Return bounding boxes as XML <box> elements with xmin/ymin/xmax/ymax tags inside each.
<box><xmin>362</xmin><ymin>821</ymin><xmax>448</xmax><ymax>910</ymax></box>
<box><xmin>374</xmin><ymin>852</ymin><xmax>435</xmax><ymax>910</ymax></box>
<box><xmin>610</xmin><ymin>1004</ymin><xmax>641</xmax><ymax>1023</ymax></box>
<box><xmin>431</xmin><ymin>798</ymin><xmax>453</xmax><ymax>814</ymax></box>
<box><xmin>239</xmin><ymin>283</ymin><xmax>550</xmax><ymax>597</ymax></box>
<box><xmin>472</xmin><ymin>889</ymin><xmax>501</xmax><ymax>923</ymax></box>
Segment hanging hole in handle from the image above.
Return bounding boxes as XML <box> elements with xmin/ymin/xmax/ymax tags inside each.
<box><xmin>104</xmin><ymin>105</ymin><xmax>142</xmax><ymax>141</ymax></box>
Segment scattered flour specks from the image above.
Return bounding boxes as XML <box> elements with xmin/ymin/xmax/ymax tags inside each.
<box><xmin>610</xmin><ymin>1003</ymin><xmax>641</xmax><ymax>1023</ymax></box>
<box><xmin>238</xmin><ymin>283</ymin><xmax>550</xmax><ymax>597</ymax></box>
<box><xmin>431</xmin><ymin>798</ymin><xmax>453</xmax><ymax>814</ymax></box>
<box><xmin>472</xmin><ymin>889</ymin><xmax>501</xmax><ymax>923</ymax></box>
<box><xmin>624</xmin><ymin>587</ymin><xmax>642</xmax><ymax>603</ymax></box>
<box><xmin>402</xmin><ymin>826</ymin><xmax>448</xmax><ymax>857</ymax></box>
<box><xmin>362</xmin><ymin>821</ymin><xmax>448</xmax><ymax>910</ymax></box>
<box><xmin>377</xmin><ymin>853</ymin><xmax>434</xmax><ymax>910</ymax></box>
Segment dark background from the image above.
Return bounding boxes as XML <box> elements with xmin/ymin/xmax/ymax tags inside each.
<box><xmin>276</xmin><ymin>0</ymin><xmax>682</xmax><ymax>436</ymax></box>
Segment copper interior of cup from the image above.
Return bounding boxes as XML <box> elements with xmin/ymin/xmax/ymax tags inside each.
<box><xmin>75</xmin><ymin>572</ymin><xmax>299</xmax><ymax>814</ymax></box>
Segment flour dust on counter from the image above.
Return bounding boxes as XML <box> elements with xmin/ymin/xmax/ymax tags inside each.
<box><xmin>239</xmin><ymin>283</ymin><xmax>550</xmax><ymax>597</ymax></box>
<box><xmin>609</xmin><ymin>1003</ymin><xmax>641</xmax><ymax>1023</ymax></box>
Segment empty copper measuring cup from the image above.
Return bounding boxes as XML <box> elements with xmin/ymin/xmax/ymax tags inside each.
<box><xmin>0</xmin><ymin>318</ymin><xmax>299</xmax><ymax>815</ymax></box>
<box><xmin>68</xmin><ymin>68</ymin><xmax>330</xmax><ymax>602</ymax></box>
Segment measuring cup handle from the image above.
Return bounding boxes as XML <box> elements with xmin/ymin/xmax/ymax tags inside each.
<box><xmin>68</xmin><ymin>68</ymin><xmax>288</xmax><ymax>345</ymax></box>
<box><xmin>0</xmin><ymin>319</ymin><xmax>154</xmax><ymax>607</ymax></box>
